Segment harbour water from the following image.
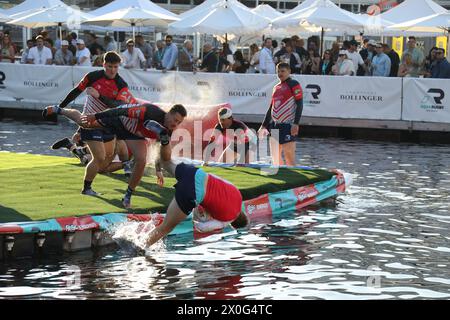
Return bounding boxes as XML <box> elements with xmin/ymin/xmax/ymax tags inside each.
<box><xmin>0</xmin><ymin>120</ymin><xmax>450</xmax><ymax>299</ymax></box>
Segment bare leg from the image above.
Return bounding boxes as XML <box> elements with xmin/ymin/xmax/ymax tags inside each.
<box><xmin>59</xmin><ymin>109</ymin><xmax>102</xmax><ymax>128</ymax></box>
<box><xmin>145</xmin><ymin>198</ymin><xmax>188</xmax><ymax>248</ymax></box>
<box><xmin>282</xmin><ymin>141</ymin><xmax>297</xmax><ymax>166</ymax></box>
<box><xmin>84</xmin><ymin>139</ymin><xmax>115</xmax><ymax>183</ymax></box>
<box><xmin>269</xmin><ymin>137</ymin><xmax>283</xmax><ymax>166</ymax></box>
<box><xmin>125</xmin><ymin>139</ymin><xmax>148</xmax><ymax>190</ymax></box>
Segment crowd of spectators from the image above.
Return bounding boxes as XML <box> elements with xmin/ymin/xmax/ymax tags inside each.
<box><xmin>2</xmin><ymin>29</ymin><xmax>450</xmax><ymax>79</ymax></box>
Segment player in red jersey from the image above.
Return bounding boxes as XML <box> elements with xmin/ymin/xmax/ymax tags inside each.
<box><xmin>43</xmin><ymin>51</ymin><xmax>136</xmax><ymax>196</ymax></box>
<box><xmin>258</xmin><ymin>62</ymin><xmax>304</xmax><ymax>166</ymax></box>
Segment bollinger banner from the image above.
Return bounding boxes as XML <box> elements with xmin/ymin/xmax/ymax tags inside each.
<box><xmin>402</xmin><ymin>78</ymin><xmax>450</xmax><ymax>123</ymax></box>
<box><xmin>0</xmin><ymin>64</ymin><xmax>449</xmax><ymax>124</ymax></box>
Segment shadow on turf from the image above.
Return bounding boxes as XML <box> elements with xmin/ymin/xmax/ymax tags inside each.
<box><xmin>0</xmin><ymin>205</ymin><xmax>33</xmax><ymax>223</ymax></box>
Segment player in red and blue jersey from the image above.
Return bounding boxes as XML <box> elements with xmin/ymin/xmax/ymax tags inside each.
<box><xmin>42</xmin><ymin>51</ymin><xmax>136</xmax><ymax>196</ymax></box>
<box><xmin>258</xmin><ymin>62</ymin><xmax>303</xmax><ymax>166</ymax></box>
<box><xmin>144</xmin><ymin>143</ymin><xmax>248</xmax><ymax>248</ymax></box>
<box><xmin>204</xmin><ymin>107</ymin><xmax>256</xmax><ymax>164</ymax></box>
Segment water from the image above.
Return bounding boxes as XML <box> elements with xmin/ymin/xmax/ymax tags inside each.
<box><xmin>1</xmin><ymin>120</ymin><xmax>450</xmax><ymax>300</ymax></box>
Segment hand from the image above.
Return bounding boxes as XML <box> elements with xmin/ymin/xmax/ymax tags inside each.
<box><xmin>291</xmin><ymin>124</ymin><xmax>299</xmax><ymax>136</ymax></box>
<box><xmin>86</xmin><ymin>87</ymin><xmax>100</xmax><ymax>99</ymax></box>
<box><xmin>156</xmin><ymin>171</ymin><xmax>164</xmax><ymax>187</ymax></box>
<box><xmin>258</xmin><ymin>127</ymin><xmax>269</xmax><ymax>138</ymax></box>
<box><xmin>81</xmin><ymin>114</ymin><xmax>97</xmax><ymax>126</ymax></box>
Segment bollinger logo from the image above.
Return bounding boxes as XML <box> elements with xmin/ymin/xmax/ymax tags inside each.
<box><xmin>421</xmin><ymin>88</ymin><xmax>445</xmax><ymax>112</ymax></box>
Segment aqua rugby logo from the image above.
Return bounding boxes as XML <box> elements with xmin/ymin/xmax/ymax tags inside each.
<box><xmin>0</xmin><ymin>71</ymin><xmax>5</xmax><ymax>89</ymax></box>
<box><xmin>304</xmin><ymin>84</ymin><xmax>321</xmax><ymax>107</ymax></box>
<box><xmin>420</xmin><ymin>88</ymin><xmax>445</xmax><ymax>112</ymax></box>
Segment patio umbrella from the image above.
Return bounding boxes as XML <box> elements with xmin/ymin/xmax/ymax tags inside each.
<box><xmin>251</xmin><ymin>4</ymin><xmax>283</xmax><ymax>20</ymax></box>
<box><xmin>4</xmin><ymin>0</ymin><xmax>66</xmax><ymax>15</ymax></box>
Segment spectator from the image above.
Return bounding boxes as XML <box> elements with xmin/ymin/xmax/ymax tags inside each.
<box><xmin>104</xmin><ymin>35</ymin><xmax>117</xmax><ymax>52</ymax></box>
<box><xmin>280</xmin><ymin>42</ymin><xmax>302</xmax><ymax>74</ymax></box>
<box><xmin>27</xmin><ymin>35</ymin><xmax>53</xmax><ymax>65</ymax></box>
<box><xmin>75</xmin><ymin>39</ymin><xmax>91</xmax><ymax>67</ymax></box>
<box><xmin>330</xmin><ymin>41</ymin><xmax>340</xmax><ymax>62</ymax></box>
<box><xmin>92</xmin><ymin>53</ymin><xmax>104</xmax><ymax>67</ymax></box>
<box><xmin>66</xmin><ymin>33</ymin><xmax>77</xmax><ymax>55</ymax></box>
<box><xmin>371</xmin><ymin>43</ymin><xmax>391</xmax><ymax>77</ymax></box>
<box><xmin>55</xmin><ymin>30</ymin><xmax>67</xmax><ymax>50</ymax></box>
<box><xmin>161</xmin><ymin>35</ymin><xmax>178</xmax><ymax>71</ymax></box>
<box><xmin>342</xmin><ymin>40</ymin><xmax>351</xmax><ymax>51</ymax></box>
<box><xmin>274</xmin><ymin>38</ymin><xmax>290</xmax><ymax>64</ymax></box>
<box><xmin>259</xmin><ymin>38</ymin><xmax>276</xmax><ymax>74</ymax></box>
<box><xmin>320</xmin><ymin>50</ymin><xmax>334</xmax><ymax>75</ymax></box>
<box><xmin>20</xmin><ymin>39</ymin><xmax>35</xmax><ymax>64</ymax></box>
<box><xmin>121</xmin><ymin>39</ymin><xmax>146</xmax><ymax>70</ymax></box>
<box><xmin>153</xmin><ymin>40</ymin><xmax>165</xmax><ymax>69</ymax></box>
<box><xmin>423</xmin><ymin>47</ymin><xmax>438</xmax><ymax>77</ymax></box>
<box><xmin>332</xmin><ymin>50</ymin><xmax>354</xmax><ymax>76</ymax></box>
<box><xmin>200</xmin><ymin>43</ymin><xmax>219</xmax><ymax>72</ymax></box>
<box><xmin>382</xmin><ymin>43</ymin><xmax>400</xmax><ymax>77</ymax></box>
<box><xmin>44</xmin><ymin>38</ymin><xmax>57</xmax><ymax>57</ymax></box>
<box><xmin>291</xmin><ymin>36</ymin><xmax>308</xmax><ymax>61</ymax></box>
<box><xmin>248</xmin><ymin>43</ymin><xmax>260</xmax><ymax>73</ymax></box>
<box><xmin>87</xmin><ymin>33</ymin><xmax>104</xmax><ymax>56</ymax></box>
<box><xmin>231</xmin><ymin>50</ymin><xmax>249</xmax><ymax>74</ymax></box>
<box><xmin>54</xmin><ymin>40</ymin><xmax>74</xmax><ymax>66</ymax></box>
<box><xmin>398</xmin><ymin>53</ymin><xmax>414</xmax><ymax>77</ymax></box>
<box><xmin>218</xmin><ymin>45</ymin><xmax>232</xmax><ymax>72</ymax></box>
<box><xmin>272</xmin><ymin>39</ymin><xmax>280</xmax><ymax>56</ymax></box>
<box><xmin>221</xmin><ymin>42</ymin><xmax>234</xmax><ymax>65</ymax></box>
<box><xmin>0</xmin><ymin>33</ymin><xmax>16</xmax><ymax>63</ymax></box>
<box><xmin>346</xmin><ymin>39</ymin><xmax>365</xmax><ymax>76</ymax></box>
<box><xmin>302</xmin><ymin>48</ymin><xmax>321</xmax><ymax>75</ymax></box>
<box><xmin>402</xmin><ymin>36</ymin><xmax>424</xmax><ymax>77</ymax></box>
<box><xmin>178</xmin><ymin>39</ymin><xmax>195</xmax><ymax>72</ymax></box>
<box><xmin>360</xmin><ymin>40</ymin><xmax>377</xmax><ymax>76</ymax></box>
<box><xmin>135</xmin><ymin>34</ymin><xmax>153</xmax><ymax>69</ymax></box>
<box><xmin>70</xmin><ymin>32</ymin><xmax>78</xmax><ymax>47</ymax></box>
<box><xmin>430</xmin><ymin>48</ymin><xmax>450</xmax><ymax>79</ymax></box>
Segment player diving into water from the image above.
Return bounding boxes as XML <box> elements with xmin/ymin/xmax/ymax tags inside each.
<box><xmin>42</xmin><ymin>102</ymin><xmax>187</xmax><ymax>209</ymax></box>
<box><xmin>144</xmin><ymin>142</ymin><xmax>249</xmax><ymax>248</ymax></box>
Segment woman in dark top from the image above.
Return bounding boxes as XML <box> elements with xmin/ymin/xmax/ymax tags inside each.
<box><xmin>302</xmin><ymin>48</ymin><xmax>321</xmax><ymax>75</ymax></box>
<box><xmin>232</xmin><ymin>50</ymin><xmax>250</xmax><ymax>73</ymax></box>
<box><xmin>320</xmin><ymin>50</ymin><xmax>334</xmax><ymax>75</ymax></box>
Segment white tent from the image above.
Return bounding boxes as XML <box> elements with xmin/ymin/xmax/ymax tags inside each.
<box><xmin>168</xmin><ymin>0</ymin><xmax>270</xmax><ymax>36</ymax></box>
<box><xmin>387</xmin><ymin>11</ymin><xmax>450</xmax><ymax>34</ymax></box>
<box><xmin>251</xmin><ymin>4</ymin><xmax>283</xmax><ymax>20</ymax></box>
<box><xmin>4</xmin><ymin>0</ymin><xmax>66</xmax><ymax>15</ymax></box>
<box><xmin>285</xmin><ymin>0</ymin><xmax>318</xmax><ymax>14</ymax></box>
<box><xmin>89</xmin><ymin>0</ymin><xmax>178</xmax><ymax>19</ymax></box>
<box><xmin>85</xmin><ymin>7</ymin><xmax>178</xmax><ymax>40</ymax></box>
<box><xmin>0</xmin><ymin>11</ymin><xmax>9</xmax><ymax>22</ymax></box>
<box><xmin>380</xmin><ymin>0</ymin><xmax>447</xmax><ymax>24</ymax></box>
<box><xmin>8</xmin><ymin>5</ymin><xmax>93</xmax><ymax>39</ymax></box>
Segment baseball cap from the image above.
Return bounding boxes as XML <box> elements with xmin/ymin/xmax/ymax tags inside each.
<box><xmin>368</xmin><ymin>40</ymin><xmax>377</xmax><ymax>46</ymax></box>
<box><xmin>76</xmin><ymin>39</ymin><xmax>85</xmax><ymax>45</ymax></box>
<box><xmin>218</xmin><ymin>107</ymin><xmax>233</xmax><ymax>119</ymax></box>
<box><xmin>349</xmin><ymin>39</ymin><xmax>358</xmax><ymax>46</ymax></box>
<box><xmin>339</xmin><ymin>50</ymin><xmax>347</xmax><ymax>55</ymax></box>
<box><xmin>375</xmin><ymin>42</ymin><xmax>383</xmax><ymax>48</ymax></box>
<box><xmin>61</xmin><ymin>40</ymin><xmax>69</xmax><ymax>46</ymax></box>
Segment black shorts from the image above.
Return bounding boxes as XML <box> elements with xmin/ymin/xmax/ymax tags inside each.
<box><xmin>79</xmin><ymin>127</ymin><xmax>115</xmax><ymax>143</ymax></box>
<box><xmin>174</xmin><ymin>163</ymin><xmax>198</xmax><ymax>215</ymax></box>
<box><xmin>98</xmin><ymin>117</ymin><xmax>144</xmax><ymax>141</ymax></box>
<box><xmin>269</xmin><ymin>123</ymin><xmax>297</xmax><ymax>145</ymax></box>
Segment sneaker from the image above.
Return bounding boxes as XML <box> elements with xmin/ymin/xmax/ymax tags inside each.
<box><xmin>122</xmin><ymin>195</ymin><xmax>132</xmax><ymax>209</ymax></box>
<box><xmin>51</xmin><ymin>137</ymin><xmax>72</xmax><ymax>150</ymax></box>
<box><xmin>42</xmin><ymin>105</ymin><xmax>59</xmax><ymax>119</ymax></box>
<box><xmin>72</xmin><ymin>147</ymin><xmax>85</xmax><ymax>161</ymax></box>
<box><xmin>123</xmin><ymin>160</ymin><xmax>133</xmax><ymax>177</ymax></box>
<box><xmin>81</xmin><ymin>188</ymin><xmax>99</xmax><ymax>196</ymax></box>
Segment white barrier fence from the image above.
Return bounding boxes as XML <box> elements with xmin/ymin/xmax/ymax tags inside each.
<box><xmin>0</xmin><ymin>64</ymin><xmax>449</xmax><ymax>124</ymax></box>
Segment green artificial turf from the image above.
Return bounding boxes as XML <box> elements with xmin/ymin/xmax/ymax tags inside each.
<box><xmin>0</xmin><ymin>152</ymin><xmax>334</xmax><ymax>223</ymax></box>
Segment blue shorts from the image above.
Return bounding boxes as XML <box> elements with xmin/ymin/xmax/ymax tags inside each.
<box><xmin>269</xmin><ymin>123</ymin><xmax>297</xmax><ymax>145</ymax></box>
<box><xmin>79</xmin><ymin>127</ymin><xmax>115</xmax><ymax>143</ymax></box>
<box><xmin>98</xmin><ymin>117</ymin><xmax>144</xmax><ymax>141</ymax></box>
<box><xmin>174</xmin><ymin>163</ymin><xmax>200</xmax><ymax>215</ymax></box>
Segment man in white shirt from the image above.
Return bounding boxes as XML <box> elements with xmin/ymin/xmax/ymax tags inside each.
<box><xmin>76</xmin><ymin>39</ymin><xmax>92</xmax><ymax>67</ymax></box>
<box><xmin>27</xmin><ymin>35</ymin><xmax>53</xmax><ymax>65</ymax></box>
<box><xmin>121</xmin><ymin>39</ymin><xmax>146</xmax><ymax>70</ymax></box>
<box><xmin>345</xmin><ymin>40</ymin><xmax>365</xmax><ymax>76</ymax></box>
<box><xmin>259</xmin><ymin>38</ymin><xmax>276</xmax><ymax>74</ymax></box>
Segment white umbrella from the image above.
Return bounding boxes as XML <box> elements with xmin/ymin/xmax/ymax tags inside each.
<box><xmin>272</xmin><ymin>0</ymin><xmax>364</xmax><ymax>55</ymax></box>
<box><xmin>387</xmin><ymin>11</ymin><xmax>450</xmax><ymax>33</ymax></box>
<box><xmin>180</xmin><ymin>0</ymin><xmax>248</xmax><ymax>18</ymax></box>
<box><xmin>251</xmin><ymin>4</ymin><xmax>283</xmax><ymax>20</ymax></box>
<box><xmin>85</xmin><ymin>6</ymin><xmax>179</xmax><ymax>40</ymax></box>
<box><xmin>4</xmin><ymin>0</ymin><xmax>66</xmax><ymax>15</ymax></box>
<box><xmin>8</xmin><ymin>5</ymin><xmax>93</xmax><ymax>40</ymax></box>
<box><xmin>90</xmin><ymin>0</ymin><xmax>178</xmax><ymax>19</ymax></box>
<box><xmin>168</xmin><ymin>0</ymin><xmax>270</xmax><ymax>36</ymax></box>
